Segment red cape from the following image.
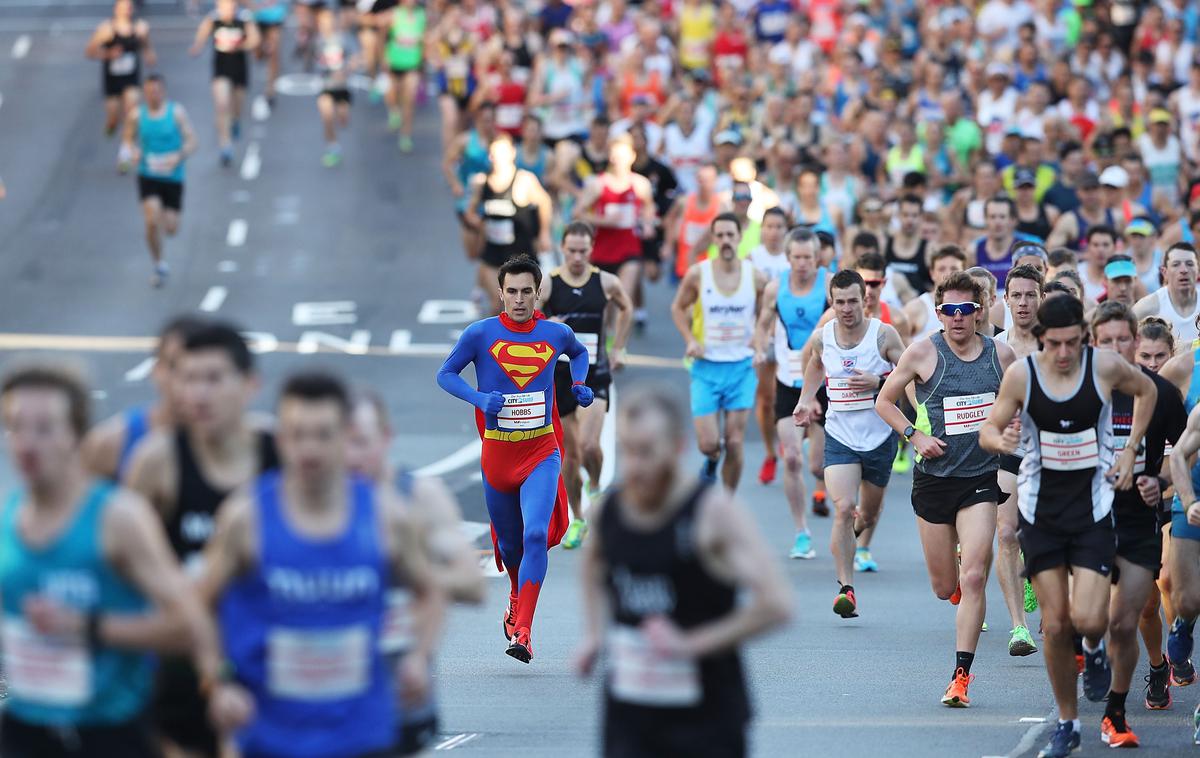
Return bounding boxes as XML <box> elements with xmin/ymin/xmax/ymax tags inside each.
<box><xmin>474</xmin><ymin>395</ymin><xmax>571</xmax><ymax>573</ymax></box>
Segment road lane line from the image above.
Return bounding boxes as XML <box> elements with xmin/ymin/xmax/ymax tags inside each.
<box><xmin>444</xmin><ymin>734</ymin><xmax>479</xmax><ymax>750</ymax></box>
<box><xmin>1005</xmin><ymin>708</ymin><xmax>1054</xmax><ymax>758</ymax></box>
<box><xmin>599</xmin><ymin>382</ymin><xmax>616</xmax><ymax>490</ymax></box>
<box><xmin>123</xmin><ymin>357</ymin><xmax>155</xmax><ymax>382</ymax></box>
<box><xmin>413</xmin><ymin>440</ymin><xmax>482</xmax><ymax>478</ymax></box>
<box><xmin>11</xmin><ymin>35</ymin><xmax>31</xmax><ymax>59</ymax></box>
<box><xmin>218</xmin><ymin>260</ymin><xmax>238</xmax><ymax>273</ymax></box>
<box><xmin>199</xmin><ymin>286</ymin><xmax>227</xmax><ymax>312</ymax></box>
<box><xmin>240</xmin><ymin>142</ymin><xmax>260</xmax><ymax>180</ymax></box>
<box><xmin>434</xmin><ymin>734</ymin><xmax>468</xmax><ymax>750</ymax></box>
<box><xmin>226</xmin><ymin>219</ymin><xmax>247</xmax><ymax>247</ymax></box>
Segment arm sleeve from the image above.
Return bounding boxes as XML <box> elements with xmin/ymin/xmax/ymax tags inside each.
<box><xmin>561</xmin><ymin>327</ymin><xmax>590</xmax><ymax>384</ymax></box>
<box><xmin>436</xmin><ymin>327</ymin><xmax>487</xmax><ymax>410</ymax></box>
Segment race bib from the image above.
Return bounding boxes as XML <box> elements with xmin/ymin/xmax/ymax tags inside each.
<box><xmin>496</xmin><ymin>103</ymin><xmax>524</xmax><ymax>130</ymax></box>
<box><xmin>497</xmin><ymin>391</ymin><xmax>546</xmax><ymax>430</ymax></box>
<box><xmin>1111</xmin><ymin>435</ymin><xmax>1147</xmax><ymax>474</ymax></box>
<box><xmin>445</xmin><ymin>57</ymin><xmax>469</xmax><ymax>80</ymax></box>
<box><xmin>706</xmin><ymin>320</ymin><xmax>747</xmax><ymax>346</ymax></box>
<box><xmin>785</xmin><ymin>348</ymin><xmax>806</xmax><ymax>383</ymax></box>
<box><xmin>684</xmin><ymin>222</ymin><xmax>707</xmax><ymax>246</ymax></box>
<box><xmin>268</xmin><ymin>625</ymin><xmax>370</xmax><ymax>700</ymax></box>
<box><xmin>2</xmin><ymin>617</ymin><xmax>92</xmax><ymax>706</ymax></box>
<box><xmin>145</xmin><ymin>152</ymin><xmax>176</xmax><ymax>176</ymax></box>
<box><xmin>109</xmin><ymin>51</ymin><xmax>136</xmax><ymax>76</ymax></box>
<box><xmin>608</xmin><ymin>625</ymin><xmax>700</xmax><ymax>707</ymax></box>
<box><xmin>380</xmin><ymin>589</ymin><xmax>414</xmax><ymax>654</ymax></box>
<box><xmin>942</xmin><ymin>392</ymin><xmax>995</xmax><ymax>436</ymax></box>
<box><xmin>1165</xmin><ymin>442</ymin><xmax>1174</xmax><ymax>457</ymax></box>
<box><xmin>484</xmin><ymin>218</ymin><xmax>515</xmax><ymax>245</ymax></box>
<box><xmin>826</xmin><ymin>376</ymin><xmax>874</xmax><ymax>412</ymax></box>
<box><xmin>1039</xmin><ymin>428</ymin><xmax>1099</xmax><ymax>472</ymax></box>
<box><xmin>560</xmin><ymin>332</ymin><xmax>598</xmax><ymax>364</ymax></box>
<box><xmin>606</xmin><ymin>202</ymin><xmax>636</xmax><ymax>229</ymax></box>
<box><xmin>214</xmin><ymin>28</ymin><xmax>244</xmax><ymax>53</ymax></box>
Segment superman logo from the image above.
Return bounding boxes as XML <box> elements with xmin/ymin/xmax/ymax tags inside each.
<box><xmin>489</xmin><ymin>340</ymin><xmax>555</xmax><ymax>389</ymax></box>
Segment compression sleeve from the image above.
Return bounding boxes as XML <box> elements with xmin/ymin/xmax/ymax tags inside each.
<box><xmin>437</xmin><ymin>326</ymin><xmax>487</xmax><ymax>410</ymax></box>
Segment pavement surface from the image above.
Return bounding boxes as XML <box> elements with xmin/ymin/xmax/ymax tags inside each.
<box><xmin>2</xmin><ymin>6</ymin><xmax>1200</xmax><ymax>756</ymax></box>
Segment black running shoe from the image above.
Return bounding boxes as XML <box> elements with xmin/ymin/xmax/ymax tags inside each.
<box><xmin>1082</xmin><ymin>642</ymin><xmax>1111</xmax><ymax>702</ymax></box>
<box><xmin>1145</xmin><ymin>663</ymin><xmax>1172</xmax><ymax>710</ymax></box>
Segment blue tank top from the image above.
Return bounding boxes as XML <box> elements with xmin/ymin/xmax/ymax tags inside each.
<box><xmin>116</xmin><ymin>406</ymin><xmax>148</xmax><ymax>481</ymax></box>
<box><xmin>516</xmin><ymin>144</ymin><xmax>549</xmax><ymax>183</ymax></box>
<box><xmin>254</xmin><ymin>1</ymin><xmax>288</xmax><ymax>24</ymax></box>
<box><xmin>776</xmin><ymin>268</ymin><xmax>828</xmax><ymax>387</ymax></box>
<box><xmin>1185</xmin><ymin>347</ymin><xmax>1200</xmax><ymax>413</ymax></box>
<box><xmin>219</xmin><ymin>471</ymin><xmax>394</xmax><ymax>758</ymax></box>
<box><xmin>456</xmin><ymin>130</ymin><xmax>491</xmax><ymax>211</ymax></box>
<box><xmin>138</xmin><ymin>101</ymin><xmax>184</xmax><ymax>182</ymax></box>
<box><xmin>0</xmin><ymin>483</ymin><xmax>152</xmax><ymax>726</ymax></box>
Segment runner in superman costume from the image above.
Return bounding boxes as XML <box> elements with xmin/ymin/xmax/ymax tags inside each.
<box><xmin>437</xmin><ymin>256</ymin><xmax>593</xmax><ymax>663</ymax></box>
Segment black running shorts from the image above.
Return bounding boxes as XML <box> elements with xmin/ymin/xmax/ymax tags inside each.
<box><xmin>774</xmin><ymin>380</ymin><xmax>803</xmax><ymax>423</ymax></box>
<box><xmin>555</xmin><ymin>363</ymin><xmax>610</xmax><ymax>416</ymax></box>
<box><xmin>912</xmin><ymin>470</ymin><xmax>1001</xmax><ymax>525</ymax></box>
<box><xmin>1018</xmin><ymin>514</ymin><xmax>1117</xmax><ymax>579</ymax></box>
<box><xmin>137</xmin><ymin>176</ymin><xmax>184</xmax><ymax>211</ymax></box>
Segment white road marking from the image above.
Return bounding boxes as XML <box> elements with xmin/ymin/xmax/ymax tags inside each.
<box><xmin>274</xmin><ymin>73</ymin><xmax>322</xmax><ymax>97</ymax></box>
<box><xmin>1004</xmin><ymin>709</ymin><xmax>1054</xmax><ymax>758</ymax></box>
<box><xmin>226</xmin><ymin>219</ymin><xmax>247</xmax><ymax>247</ymax></box>
<box><xmin>413</xmin><ymin>439</ymin><xmax>482</xmax><ymax>478</ymax></box>
<box><xmin>0</xmin><ymin>93</ymin><xmax>4</xmax><ymax>112</ymax></box>
<box><xmin>1018</xmin><ymin>717</ymin><xmax>1046</xmax><ymax>724</ymax></box>
<box><xmin>123</xmin><ymin>357</ymin><xmax>155</xmax><ymax>382</ymax></box>
<box><xmin>435</xmin><ymin>733</ymin><xmax>479</xmax><ymax>750</ymax></box>
<box><xmin>217</xmin><ymin>260</ymin><xmax>239</xmax><ymax>273</ymax></box>
<box><xmin>251</xmin><ymin>95</ymin><xmax>270</xmax><ymax>122</ymax></box>
<box><xmin>296</xmin><ymin>330</ymin><xmax>371</xmax><ymax>354</ymax></box>
<box><xmin>199</xmin><ymin>286</ymin><xmax>227</xmax><ymax>313</ymax></box>
<box><xmin>293</xmin><ymin>301</ymin><xmax>357</xmax><ymax>326</ymax></box>
<box><xmin>417</xmin><ymin>299</ymin><xmax>479</xmax><ymax>325</ymax></box>
<box><xmin>239</xmin><ymin>142</ymin><xmax>260</xmax><ymax>180</ymax></box>
<box><xmin>90</xmin><ymin>389</ymin><xmax>107</xmax><ymax>400</ymax></box>
<box><xmin>11</xmin><ymin>35</ymin><xmax>31</xmax><ymax>59</ymax></box>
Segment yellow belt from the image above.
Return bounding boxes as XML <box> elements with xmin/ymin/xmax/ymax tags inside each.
<box><xmin>484</xmin><ymin>424</ymin><xmax>555</xmax><ymax>442</ymax></box>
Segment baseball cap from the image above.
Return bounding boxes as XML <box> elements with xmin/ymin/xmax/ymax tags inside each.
<box><xmin>1149</xmin><ymin>108</ymin><xmax>1172</xmax><ymax>125</ymax></box>
<box><xmin>1125</xmin><ymin>218</ymin><xmax>1157</xmax><ymax>237</ymax></box>
<box><xmin>1078</xmin><ymin>171</ymin><xmax>1101</xmax><ymax>190</ymax></box>
<box><xmin>1104</xmin><ymin>256</ymin><xmax>1136</xmax><ymax>280</ymax></box>
<box><xmin>714</xmin><ymin>129</ymin><xmax>742</xmax><ymax>146</ymax></box>
<box><xmin>1014</xmin><ymin>168</ymin><xmax>1037</xmax><ymax>188</ymax></box>
<box><xmin>1100</xmin><ymin>165</ymin><xmax>1129</xmax><ymax>188</ymax></box>
<box><xmin>986</xmin><ymin>61</ymin><xmax>1010</xmax><ymax>79</ymax></box>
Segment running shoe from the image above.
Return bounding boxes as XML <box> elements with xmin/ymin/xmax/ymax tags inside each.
<box><xmin>1168</xmin><ymin>618</ymin><xmax>1195</xmax><ymax>675</ymax></box>
<box><xmin>506</xmin><ymin>627</ymin><xmax>533</xmax><ymax>663</ymax></box>
<box><xmin>231</xmin><ymin>119</ymin><xmax>241</xmax><ymax>141</ymax></box>
<box><xmin>585</xmin><ymin>480</ymin><xmax>602</xmax><ymax>503</ymax></box>
<box><xmin>788</xmin><ymin>531</ymin><xmax>814</xmax><ymax>560</ymax></box>
<box><xmin>1024</xmin><ymin>577</ymin><xmax>1039</xmax><ymax>613</ymax></box>
<box><xmin>1193</xmin><ymin>702</ymin><xmax>1200</xmax><ymax>745</ymax></box>
<box><xmin>854</xmin><ymin>547</ymin><xmax>878</xmax><ymax>572</ymax></box>
<box><xmin>220</xmin><ymin>146</ymin><xmax>234</xmax><ymax>168</ymax></box>
<box><xmin>941</xmin><ymin>667</ymin><xmax>974</xmax><ymax>707</ymax></box>
<box><xmin>1171</xmin><ymin>657</ymin><xmax>1196</xmax><ymax>687</ymax></box>
<box><xmin>1037</xmin><ymin>721</ymin><xmax>1081</xmax><ymax>758</ymax></box>
<box><xmin>1082</xmin><ymin>641</ymin><xmax>1112</xmax><ymax>702</ymax></box>
<box><xmin>812</xmin><ymin>491</ymin><xmax>829</xmax><ymax>517</ymax></box>
<box><xmin>388</xmin><ymin>111</ymin><xmax>402</xmax><ymax>131</ymax></box>
<box><xmin>1100</xmin><ymin>715</ymin><xmax>1138</xmax><ymax>748</ymax></box>
<box><xmin>981</xmin><ymin>622</ymin><xmax>989</xmax><ymax>632</ymax></box>
<box><xmin>758</xmin><ymin>456</ymin><xmax>777</xmax><ymax>485</ymax></box>
<box><xmin>1008</xmin><ymin>625</ymin><xmax>1038</xmax><ymax>657</ymax></box>
<box><xmin>833</xmin><ymin>586</ymin><xmax>858</xmax><ymax>618</ymax></box>
<box><xmin>322</xmin><ymin>150</ymin><xmax>342</xmax><ymax>168</ymax></box>
<box><xmin>699</xmin><ymin>458</ymin><xmax>719</xmax><ymax>484</ymax></box>
<box><xmin>502</xmin><ymin>594</ymin><xmax>517</xmax><ymax>641</ymax></box>
<box><xmin>1144</xmin><ymin>662</ymin><xmax>1171</xmax><ymax>709</ymax></box>
<box><xmin>151</xmin><ymin>262</ymin><xmax>169</xmax><ymax>289</ymax></box>
<box><xmin>562</xmin><ymin>519</ymin><xmax>587</xmax><ymax>550</ymax></box>
<box><xmin>1076</xmin><ymin>654</ymin><xmax>1085</xmax><ymax>675</ymax></box>
<box><xmin>949</xmin><ymin>582</ymin><xmax>962</xmax><ymax>605</ymax></box>
<box><xmin>105</xmin><ymin>122</ymin><xmax>118</xmax><ymax>138</ymax></box>
<box><xmin>398</xmin><ymin>135</ymin><xmax>414</xmax><ymax>153</ymax></box>
<box><xmin>892</xmin><ymin>441</ymin><xmax>911</xmax><ymax>474</ymax></box>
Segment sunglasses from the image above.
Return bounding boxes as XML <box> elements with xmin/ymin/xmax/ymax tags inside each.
<box><xmin>862</xmin><ymin>278</ymin><xmax>885</xmax><ymax>288</ymax></box>
<box><xmin>938</xmin><ymin>302</ymin><xmax>982</xmax><ymax>317</ymax></box>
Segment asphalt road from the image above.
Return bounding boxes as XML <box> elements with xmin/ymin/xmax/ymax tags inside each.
<box><xmin>1</xmin><ymin>8</ymin><xmax>1199</xmax><ymax>756</ymax></box>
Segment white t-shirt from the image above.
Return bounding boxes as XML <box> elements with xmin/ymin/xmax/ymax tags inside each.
<box><xmin>1138</xmin><ymin>132</ymin><xmax>1183</xmax><ymax>204</ymax></box>
<box><xmin>977</xmin><ymin>87</ymin><xmax>1019</xmax><ymax>155</ymax></box>
<box><xmin>749</xmin><ymin>245</ymin><xmax>790</xmax><ymax>279</ymax></box>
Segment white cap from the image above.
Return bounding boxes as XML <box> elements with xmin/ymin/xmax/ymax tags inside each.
<box><xmin>986</xmin><ymin>61</ymin><xmax>1010</xmax><ymax>79</ymax></box>
<box><xmin>1099</xmin><ymin>165</ymin><xmax>1129</xmax><ymax>188</ymax></box>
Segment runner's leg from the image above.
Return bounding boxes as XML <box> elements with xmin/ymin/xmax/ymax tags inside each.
<box><xmin>142</xmin><ymin>196</ymin><xmax>163</xmax><ymax>265</ymax></box>
<box><xmin>1139</xmin><ymin>586</ymin><xmax>1166</xmax><ymax>667</ymax></box>
<box><xmin>1109</xmin><ymin>559</ymin><xmax>1156</xmax><ymax>699</ymax></box>
<box><xmin>400</xmin><ymin>71</ymin><xmax>419</xmax><ymax>142</ymax></box>
<box><xmin>1033</xmin><ymin>566</ymin><xmax>1082</xmax><ymax>720</ymax></box>
<box><xmin>513</xmin><ymin>452</ymin><xmax>561</xmax><ymax>633</ymax></box>
<box><xmin>916</xmin><ymin>517</ymin><xmax>958</xmax><ymax>600</ymax></box>
<box><xmin>694</xmin><ymin>412</ymin><xmax>721</xmax><ymax>478</ymax></box>
<box><xmin>577</xmin><ymin>397</ymin><xmax>607</xmax><ymax>494</ymax></box>
<box><xmin>560</xmin><ymin>410</ymin><xmax>584</xmax><ymax>520</ymax></box>
<box><xmin>756</xmin><ymin>361</ymin><xmax>778</xmax><ymax>474</ymax></box>
<box><xmin>720</xmin><ymin>408</ymin><xmax>750</xmax><ymax>491</ymax></box>
<box><xmin>212</xmin><ymin>77</ymin><xmax>232</xmax><ymax>150</ymax></box>
<box><xmin>776</xmin><ymin>417</ymin><xmax>807</xmax><ymax>533</ymax></box>
<box><xmin>996</xmin><ymin>470</ymin><xmax>1029</xmax><ymax>628</ymax></box>
<box><xmin>827</xmin><ymin>463</ymin><xmax>864</xmax><ymax>587</ymax></box>
<box><xmin>954</xmin><ymin>503</ymin><xmax>995</xmax><ymax>659</ymax></box>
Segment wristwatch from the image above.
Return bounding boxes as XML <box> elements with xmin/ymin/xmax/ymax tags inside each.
<box><xmin>902</xmin><ymin>425</ymin><xmax>915</xmax><ymax>441</ymax></box>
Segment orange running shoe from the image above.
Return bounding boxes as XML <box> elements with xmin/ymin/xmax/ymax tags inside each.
<box><xmin>502</xmin><ymin>594</ymin><xmax>517</xmax><ymax>641</ymax></box>
<box><xmin>759</xmin><ymin>456</ymin><xmax>777</xmax><ymax>485</ymax></box>
<box><xmin>949</xmin><ymin>582</ymin><xmax>962</xmax><ymax>605</ymax></box>
<box><xmin>833</xmin><ymin>586</ymin><xmax>858</xmax><ymax>618</ymax></box>
<box><xmin>1076</xmin><ymin>654</ymin><xmax>1086</xmax><ymax>674</ymax></box>
<box><xmin>506</xmin><ymin>626</ymin><xmax>533</xmax><ymax>663</ymax></box>
<box><xmin>941</xmin><ymin>668</ymin><xmax>974</xmax><ymax>707</ymax></box>
<box><xmin>1100</xmin><ymin>715</ymin><xmax>1139</xmax><ymax>747</ymax></box>
<box><xmin>812</xmin><ymin>491</ymin><xmax>829</xmax><ymax>517</ymax></box>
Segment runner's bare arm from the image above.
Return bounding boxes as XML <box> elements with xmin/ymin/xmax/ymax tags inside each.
<box><xmin>122</xmin><ymin>429</ymin><xmax>177</xmax><ymax>518</ymax></box>
<box><xmin>573</xmin><ymin>177</ymin><xmax>605</xmax><ymax>226</ymax></box>
<box><xmin>1170</xmin><ymin>404</ymin><xmax>1200</xmax><ymax>511</ymax></box>
<box><xmin>661</xmin><ymin>196</ymin><xmax>682</xmax><ymax>254</ymax></box>
<box><xmin>879</xmin><ymin>323</ymin><xmax>906</xmax><ymax>365</ymax></box>
<box><xmin>528</xmin><ymin>173</ymin><xmax>554</xmax><ymax>252</ymax></box>
<box><xmin>536</xmin><ymin>271</ymin><xmax>554</xmax><ymax>310</ymax></box>
<box><xmin>462</xmin><ymin>174</ymin><xmax>486</xmax><ymax>228</ymax></box>
<box><xmin>670</xmin><ymin>267</ymin><xmax>704</xmax><ymax>357</ymax></box>
<box><xmin>121</xmin><ymin>106</ymin><xmax>141</xmax><ymax>160</ymax></box>
<box><xmin>888</xmin><ymin>307</ymin><xmax>912</xmax><ymax>347</ymax></box>
<box><xmin>409</xmin><ymin>477</ymin><xmax>485</xmax><ymax>604</ymax></box>
<box><xmin>635</xmin><ymin>174</ymin><xmax>657</xmax><ymax>236</ymax></box>
<box><xmin>684</xmin><ymin>490</ymin><xmax>792</xmax><ymax>656</ymax></box>
<box><xmin>575</xmin><ymin>495</ymin><xmax>608</xmax><ymax>676</ymax></box>
<box><xmin>1131</xmin><ymin>291</ymin><xmax>1160</xmax><ymax>322</ymax></box>
<box><xmin>995</xmin><ymin>340</ymin><xmax>1017</xmax><ymax>372</ymax></box>
<box><xmin>1102</xmin><ymin>349</ymin><xmax>1158</xmax><ymax>490</ymax></box>
<box><xmin>752</xmin><ymin>278</ymin><xmax>780</xmax><ymax>365</ymax></box>
<box><xmin>189</xmin><ymin>16</ymin><xmax>213</xmax><ymax>56</ymax></box>
<box><xmin>84</xmin><ymin>21</ymin><xmax>112</xmax><ymax>59</ymax></box>
<box><xmin>175</xmin><ymin>104</ymin><xmax>199</xmax><ymax>159</ymax></box>
<box><xmin>441</xmin><ymin>133</ymin><xmax>468</xmax><ymax>196</ymax></box>
<box><xmin>902</xmin><ymin>296</ymin><xmax>927</xmax><ymax>337</ymax></box>
<box><xmin>243</xmin><ymin>19</ymin><xmax>262</xmax><ymax>52</ymax></box>
<box><xmin>1161</xmin><ymin>349</ymin><xmax>1194</xmax><ymax>392</ymax></box>
<box><xmin>383</xmin><ymin>490</ymin><xmax>446</xmax><ymax>675</ymax></box>
<box><xmin>1044</xmin><ymin>212</ymin><xmax>1077</xmax><ymax>250</ymax></box>
<box><xmin>138</xmin><ymin>20</ymin><xmax>157</xmax><ymax>68</ymax></box>
<box><xmin>601</xmin><ymin>271</ymin><xmax>635</xmax><ymax>363</ymax></box>
<box><xmin>980</xmin><ymin>361</ymin><xmax>1027</xmax><ymax>454</ymax></box>
<box><xmin>81</xmin><ymin>413</ymin><xmax>127</xmax><ymax>480</ymax></box>
<box><xmin>875</xmin><ymin>340</ymin><xmax>935</xmax><ymax>442</ymax></box>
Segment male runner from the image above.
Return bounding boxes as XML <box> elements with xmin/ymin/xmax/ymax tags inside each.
<box><xmin>903</xmin><ymin>246</ymin><xmax>968</xmax><ymax>341</ymax></box>
<box><xmin>198</xmin><ymin>372</ymin><xmax>441</xmax><ymax>758</ymax></box>
<box><xmin>752</xmin><ymin>228</ymin><xmax>829</xmax><ymax>558</ymax></box>
<box><xmin>381</xmin><ymin>0</ymin><xmax>424</xmax><ymax>153</ymax></box>
<box><xmin>250</xmin><ymin>0</ymin><xmax>287</xmax><ymax>110</ymax></box>
<box><xmin>670</xmin><ymin>212</ymin><xmax>767</xmax><ymax>490</ymax></box>
<box><xmin>437</xmin><ymin>255</ymin><xmax>593</xmax><ymax>663</ymax></box>
<box><xmin>315</xmin><ymin>10</ymin><xmax>356</xmax><ymax>168</ymax></box>
<box><xmin>575</xmin><ymin>383</ymin><xmax>792</xmax><ymax>757</ymax></box>
<box><xmin>125</xmin><ymin>322</ymin><xmax>279</xmax><ymax>757</ymax></box>
<box><xmin>346</xmin><ymin>389</ymin><xmax>485</xmax><ymax>756</ymax></box>
<box><xmin>539</xmin><ymin>221</ymin><xmax>634</xmax><ymax>549</ymax></box>
<box><xmin>83</xmin><ymin>315</ymin><xmax>204</xmax><ymax>481</ymax></box>
<box><xmin>1083</xmin><ymin>302</ymin><xmax>1185</xmax><ymax>746</ymax></box>
<box><xmin>0</xmin><ymin>361</ymin><xmax>222</xmax><ymax>758</ymax></box>
<box><xmin>993</xmin><ymin>264</ymin><xmax>1044</xmax><ymax>656</ymax></box>
<box><xmin>749</xmin><ymin>207</ymin><xmax>790</xmax><ymax>485</ymax></box>
<box><xmin>120</xmin><ymin>73</ymin><xmax>197</xmax><ymax>288</ymax></box>
<box><xmin>189</xmin><ymin>0</ymin><xmax>260</xmax><ymax>167</ymax></box>
<box><xmin>794</xmin><ymin>269</ymin><xmax>906</xmax><ymax>618</ymax></box>
<box><xmin>85</xmin><ymin>0</ymin><xmax>156</xmax><ymax>139</ymax></box>
<box><xmin>980</xmin><ymin>295</ymin><xmax>1155</xmax><ymax>758</ymax></box>
<box><xmin>877</xmin><ymin>271</ymin><xmax>1016</xmax><ymax>706</ymax></box>
<box><xmin>1133</xmin><ymin>242</ymin><xmax>1200</xmax><ymax>350</ymax></box>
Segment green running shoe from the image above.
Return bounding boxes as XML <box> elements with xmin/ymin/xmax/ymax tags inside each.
<box><xmin>398</xmin><ymin>134</ymin><xmax>414</xmax><ymax>153</ymax></box>
<box><xmin>387</xmin><ymin>111</ymin><xmax>402</xmax><ymax>131</ymax></box>
<box><xmin>562</xmin><ymin>519</ymin><xmax>587</xmax><ymax>550</ymax></box>
<box><xmin>322</xmin><ymin>150</ymin><xmax>342</xmax><ymax>168</ymax></box>
<box><xmin>1008</xmin><ymin>625</ymin><xmax>1038</xmax><ymax>656</ymax></box>
<box><xmin>892</xmin><ymin>441</ymin><xmax>911</xmax><ymax>473</ymax></box>
<box><xmin>1024</xmin><ymin>578</ymin><xmax>1039</xmax><ymax>613</ymax></box>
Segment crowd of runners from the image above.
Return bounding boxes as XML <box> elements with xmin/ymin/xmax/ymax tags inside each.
<box><xmin>10</xmin><ymin>0</ymin><xmax>1200</xmax><ymax>755</ymax></box>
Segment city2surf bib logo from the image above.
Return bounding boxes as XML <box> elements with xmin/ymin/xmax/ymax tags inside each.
<box><xmin>490</xmin><ymin>340</ymin><xmax>555</xmax><ymax>389</ymax></box>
